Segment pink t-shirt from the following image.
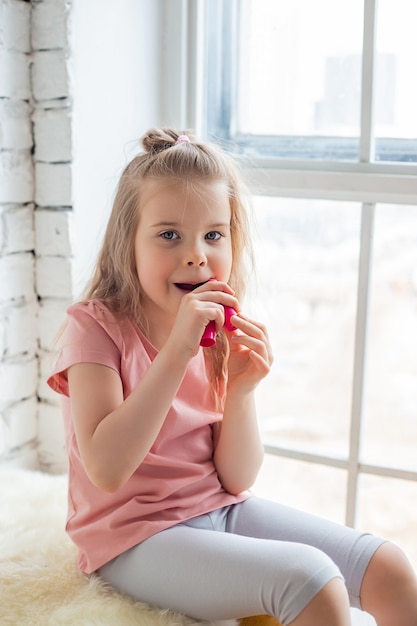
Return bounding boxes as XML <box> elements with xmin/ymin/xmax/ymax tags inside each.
<box><xmin>48</xmin><ymin>300</ymin><xmax>249</xmax><ymax>573</ymax></box>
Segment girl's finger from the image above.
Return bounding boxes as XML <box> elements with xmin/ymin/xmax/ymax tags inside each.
<box><xmin>247</xmin><ymin>349</ymin><xmax>272</xmax><ymax>375</ymax></box>
<box><xmin>229</xmin><ymin>316</ymin><xmax>273</xmax><ymax>364</ymax></box>
<box><xmin>230</xmin><ymin>336</ymin><xmax>273</xmax><ymax>371</ymax></box>
<box><xmin>189</xmin><ymin>290</ymin><xmax>239</xmax><ymax>313</ymax></box>
<box><xmin>230</xmin><ymin>314</ymin><xmax>269</xmax><ymax>341</ymax></box>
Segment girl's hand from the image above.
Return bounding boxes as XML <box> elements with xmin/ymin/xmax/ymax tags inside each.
<box><xmin>225</xmin><ymin>313</ymin><xmax>273</xmax><ymax>392</ymax></box>
<box><xmin>167</xmin><ymin>281</ymin><xmax>238</xmax><ymax>357</ymax></box>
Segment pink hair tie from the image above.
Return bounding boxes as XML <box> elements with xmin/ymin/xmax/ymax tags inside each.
<box><xmin>175</xmin><ymin>134</ymin><xmax>190</xmax><ymax>145</ymax></box>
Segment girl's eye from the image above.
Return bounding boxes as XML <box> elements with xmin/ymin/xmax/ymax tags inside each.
<box><xmin>161</xmin><ymin>231</ymin><xmax>179</xmax><ymax>240</ymax></box>
<box><xmin>205</xmin><ymin>231</ymin><xmax>221</xmax><ymax>241</ymax></box>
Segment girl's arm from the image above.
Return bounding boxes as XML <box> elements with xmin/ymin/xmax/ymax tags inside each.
<box><xmin>213</xmin><ymin>388</ymin><xmax>264</xmax><ymax>495</ymax></box>
<box><xmin>68</xmin><ymin>282</ymin><xmax>238</xmax><ymax>493</ymax></box>
<box><xmin>68</xmin><ymin>342</ymin><xmax>191</xmax><ymax>493</ymax></box>
<box><xmin>213</xmin><ymin>315</ymin><xmax>273</xmax><ymax>495</ymax></box>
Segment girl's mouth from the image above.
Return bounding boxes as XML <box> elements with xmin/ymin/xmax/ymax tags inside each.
<box><xmin>175</xmin><ymin>281</ymin><xmax>207</xmax><ymax>291</ymax></box>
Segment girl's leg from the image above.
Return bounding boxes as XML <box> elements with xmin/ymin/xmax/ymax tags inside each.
<box><xmin>359</xmin><ymin>541</ymin><xmax>417</xmax><ymax>626</ymax></box>
<box><xmin>227</xmin><ymin>497</ymin><xmax>417</xmax><ymax>625</ymax></box>
<box><xmin>289</xmin><ymin>578</ymin><xmax>351</xmax><ymax>626</ymax></box>
<box><xmin>98</xmin><ymin>520</ymin><xmax>343</xmax><ymax>625</ymax></box>
<box><xmin>226</xmin><ymin>497</ymin><xmax>385</xmax><ymax>610</ymax></box>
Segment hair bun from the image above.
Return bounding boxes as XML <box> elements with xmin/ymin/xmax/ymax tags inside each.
<box><xmin>141</xmin><ymin>128</ymin><xmax>194</xmax><ymax>154</ymax></box>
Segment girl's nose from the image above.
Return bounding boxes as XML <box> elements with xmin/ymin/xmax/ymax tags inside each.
<box><xmin>186</xmin><ymin>256</ymin><xmax>207</xmax><ymax>267</ymax></box>
<box><xmin>185</xmin><ymin>246</ymin><xmax>207</xmax><ymax>267</ymax></box>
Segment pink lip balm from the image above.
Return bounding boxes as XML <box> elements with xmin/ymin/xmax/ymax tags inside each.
<box><xmin>200</xmin><ymin>320</ymin><xmax>217</xmax><ymax>347</ymax></box>
<box><xmin>223</xmin><ymin>305</ymin><xmax>237</xmax><ymax>332</ymax></box>
<box><xmin>200</xmin><ymin>306</ymin><xmax>237</xmax><ymax>347</ymax></box>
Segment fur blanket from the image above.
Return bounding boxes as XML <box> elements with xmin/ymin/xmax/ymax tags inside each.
<box><xmin>0</xmin><ymin>468</ymin><xmax>372</xmax><ymax>626</ymax></box>
<box><xmin>0</xmin><ymin>468</ymin><xmax>234</xmax><ymax>626</ymax></box>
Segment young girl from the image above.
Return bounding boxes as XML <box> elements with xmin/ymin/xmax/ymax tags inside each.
<box><xmin>48</xmin><ymin>128</ymin><xmax>417</xmax><ymax>626</ymax></box>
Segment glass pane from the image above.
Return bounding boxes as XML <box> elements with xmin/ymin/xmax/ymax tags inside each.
<box><xmin>249</xmin><ymin>197</ymin><xmax>361</xmax><ymax>458</ymax></box>
<box><xmin>357</xmin><ymin>475</ymin><xmax>417</xmax><ymax>571</ymax></box>
<box><xmin>237</xmin><ymin>0</ymin><xmax>363</xmax><ymax>138</ymax></box>
<box><xmin>361</xmin><ymin>205</ymin><xmax>417</xmax><ymax>471</ymax></box>
<box><xmin>374</xmin><ymin>0</ymin><xmax>417</xmax><ymax>147</ymax></box>
<box><xmin>253</xmin><ymin>454</ymin><xmax>347</xmax><ymax>523</ymax></box>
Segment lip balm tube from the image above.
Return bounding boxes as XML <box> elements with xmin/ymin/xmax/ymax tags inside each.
<box><xmin>224</xmin><ymin>306</ymin><xmax>237</xmax><ymax>331</ymax></box>
<box><xmin>200</xmin><ymin>306</ymin><xmax>237</xmax><ymax>347</ymax></box>
<box><xmin>200</xmin><ymin>320</ymin><xmax>217</xmax><ymax>347</ymax></box>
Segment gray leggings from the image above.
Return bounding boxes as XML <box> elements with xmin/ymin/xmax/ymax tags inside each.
<box><xmin>98</xmin><ymin>497</ymin><xmax>384</xmax><ymax>625</ymax></box>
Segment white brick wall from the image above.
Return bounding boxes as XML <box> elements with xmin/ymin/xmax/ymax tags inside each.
<box><xmin>35</xmin><ymin>162</ymin><xmax>72</xmax><ymax>206</ymax></box>
<box><xmin>33</xmin><ymin>108</ymin><xmax>71</xmax><ymax>162</ymax></box>
<box><xmin>0</xmin><ymin>100</ymin><xmax>32</xmax><ymax>149</ymax></box>
<box><xmin>0</xmin><ymin>0</ymin><xmax>72</xmax><ymax>472</ymax></box>
<box><xmin>0</xmin><ymin>50</ymin><xmax>31</xmax><ymax>98</ymax></box>
<box><xmin>0</xmin><ymin>152</ymin><xmax>34</xmax><ymax>203</ymax></box>
<box><xmin>0</xmin><ymin>0</ymin><xmax>31</xmax><ymax>51</ymax></box>
<box><xmin>32</xmin><ymin>0</ymin><xmax>69</xmax><ymax>49</ymax></box>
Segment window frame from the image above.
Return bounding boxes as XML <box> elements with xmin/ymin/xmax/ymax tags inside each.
<box><xmin>162</xmin><ymin>0</ymin><xmax>417</xmax><ymax>529</ymax></box>
<box><xmin>204</xmin><ymin>0</ymin><xmax>417</xmax><ymax>166</ymax></box>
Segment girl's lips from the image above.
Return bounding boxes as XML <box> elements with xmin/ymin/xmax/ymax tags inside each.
<box><xmin>175</xmin><ymin>281</ymin><xmax>208</xmax><ymax>291</ymax></box>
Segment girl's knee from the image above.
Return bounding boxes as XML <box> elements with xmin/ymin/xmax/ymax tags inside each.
<box><xmin>288</xmin><ymin>578</ymin><xmax>350</xmax><ymax>626</ymax></box>
<box><xmin>275</xmin><ymin>545</ymin><xmax>343</xmax><ymax>624</ymax></box>
<box><xmin>360</xmin><ymin>542</ymin><xmax>417</xmax><ymax>619</ymax></box>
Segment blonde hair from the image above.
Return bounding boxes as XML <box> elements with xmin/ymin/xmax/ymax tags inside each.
<box><xmin>84</xmin><ymin>128</ymin><xmax>253</xmax><ymax>404</ymax></box>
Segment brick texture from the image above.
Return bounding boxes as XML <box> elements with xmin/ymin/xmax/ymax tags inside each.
<box><xmin>0</xmin><ymin>0</ymin><xmax>72</xmax><ymax>472</ymax></box>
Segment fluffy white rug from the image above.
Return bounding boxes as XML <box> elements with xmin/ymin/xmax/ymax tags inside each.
<box><xmin>0</xmin><ymin>468</ymin><xmax>238</xmax><ymax>626</ymax></box>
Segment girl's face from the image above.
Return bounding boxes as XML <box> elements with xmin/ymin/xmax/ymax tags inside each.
<box><xmin>135</xmin><ymin>178</ymin><xmax>233</xmax><ymax>334</ymax></box>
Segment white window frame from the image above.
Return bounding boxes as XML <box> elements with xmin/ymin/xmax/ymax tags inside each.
<box><xmin>162</xmin><ymin>0</ymin><xmax>417</xmax><ymax>528</ymax></box>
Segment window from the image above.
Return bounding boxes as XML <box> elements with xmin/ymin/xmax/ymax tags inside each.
<box><xmin>205</xmin><ymin>0</ymin><xmax>417</xmax><ymax>163</ymax></box>
<box><xmin>249</xmin><ymin>199</ymin><xmax>417</xmax><ymax>571</ymax></box>
<box><xmin>200</xmin><ymin>0</ymin><xmax>417</xmax><ymax>570</ymax></box>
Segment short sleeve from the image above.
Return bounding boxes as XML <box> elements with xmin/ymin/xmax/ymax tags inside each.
<box><xmin>47</xmin><ymin>301</ymin><xmax>122</xmax><ymax>397</ymax></box>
